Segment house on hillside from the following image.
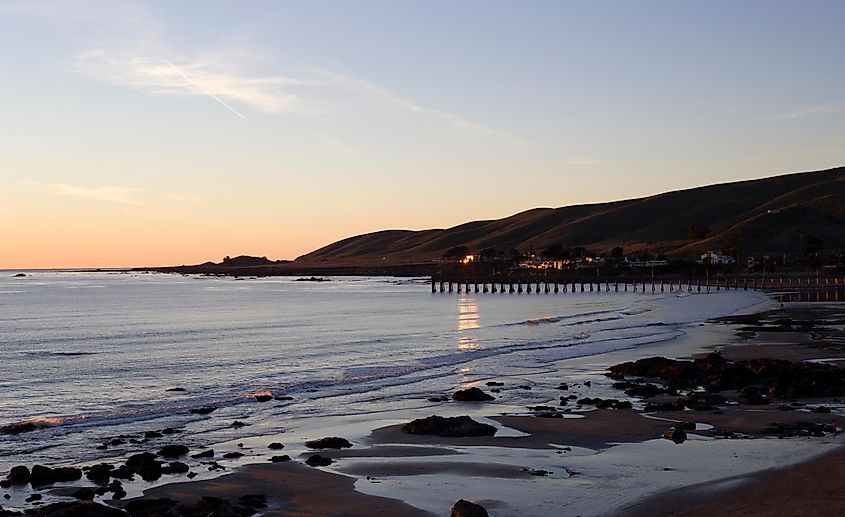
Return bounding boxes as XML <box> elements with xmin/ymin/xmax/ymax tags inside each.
<box><xmin>701</xmin><ymin>251</ymin><xmax>735</xmax><ymax>265</ymax></box>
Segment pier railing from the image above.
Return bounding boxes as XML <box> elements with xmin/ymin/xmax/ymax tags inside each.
<box><xmin>429</xmin><ymin>274</ymin><xmax>845</xmax><ymax>302</ymax></box>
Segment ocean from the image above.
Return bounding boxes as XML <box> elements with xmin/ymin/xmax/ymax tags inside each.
<box><xmin>0</xmin><ymin>271</ymin><xmax>767</xmax><ymax>472</ymax></box>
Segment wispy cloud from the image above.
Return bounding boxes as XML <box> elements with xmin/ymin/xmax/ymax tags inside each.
<box><xmin>322</xmin><ymin>70</ymin><xmax>524</xmax><ymax>143</ymax></box>
<box><xmin>764</xmin><ymin>105</ymin><xmax>845</xmax><ymax>121</ymax></box>
<box><xmin>50</xmin><ymin>183</ymin><xmax>143</xmax><ymax>204</ymax></box>
<box><xmin>72</xmin><ymin>48</ymin><xmax>328</xmax><ymax>118</ymax></box>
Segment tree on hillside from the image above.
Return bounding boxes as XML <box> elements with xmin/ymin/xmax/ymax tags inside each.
<box><xmin>610</xmin><ymin>246</ymin><xmax>624</xmax><ymax>260</ymax></box>
<box><xmin>442</xmin><ymin>246</ymin><xmax>470</xmax><ymax>260</ymax></box>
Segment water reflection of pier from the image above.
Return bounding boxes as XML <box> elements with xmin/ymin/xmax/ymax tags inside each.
<box><xmin>431</xmin><ymin>275</ymin><xmax>844</xmax><ymax>303</ymax></box>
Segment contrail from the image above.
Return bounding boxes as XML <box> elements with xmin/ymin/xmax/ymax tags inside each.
<box><xmin>165</xmin><ymin>59</ymin><xmax>247</xmax><ymax>119</ymax></box>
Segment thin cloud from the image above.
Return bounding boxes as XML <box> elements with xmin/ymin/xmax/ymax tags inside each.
<box><xmin>322</xmin><ymin>70</ymin><xmax>524</xmax><ymax>143</ymax></box>
<box><xmin>764</xmin><ymin>105</ymin><xmax>845</xmax><ymax>121</ymax></box>
<box><xmin>50</xmin><ymin>183</ymin><xmax>143</xmax><ymax>204</ymax></box>
<box><xmin>72</xmin><ymin>48</ymin><xmax>328</xmax><ymax>118</ymax></box>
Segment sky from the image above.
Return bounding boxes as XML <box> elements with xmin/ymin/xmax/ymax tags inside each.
<box><xmin>2</xmin><ymin>0</ymin><xmax>844</xmax><ymax>268</ymax></box>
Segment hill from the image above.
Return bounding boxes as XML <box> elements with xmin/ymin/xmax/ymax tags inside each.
<box><xmin>296</xmin><ymin>166</ymin><xmax>845</xmax><ymax>264</ymax></box>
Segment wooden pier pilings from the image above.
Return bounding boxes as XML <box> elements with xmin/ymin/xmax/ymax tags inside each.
<box><xmin>430</xmin><ymin>275</ymin><xmax>845</xmax><ymax>302</ymax></box>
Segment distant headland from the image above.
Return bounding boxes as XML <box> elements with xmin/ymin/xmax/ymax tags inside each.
<box><xmin>136</xmin><ymin>166</ymin><xmax>845</xmax><ymax>277</ymax></box>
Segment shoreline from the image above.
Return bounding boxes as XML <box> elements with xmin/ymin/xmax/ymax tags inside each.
<box><xmin>2</xmin><ymin>292</ymin><xmax>844</xmax><ymax>516</ymax></box>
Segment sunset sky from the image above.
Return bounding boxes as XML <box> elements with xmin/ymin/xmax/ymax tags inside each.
<box><xmin>2</xmin><ymin>0</ymin><xmax>844</xmax><ymax>268</ymax></box>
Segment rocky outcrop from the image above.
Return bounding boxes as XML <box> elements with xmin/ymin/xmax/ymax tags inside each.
<box><xmin>609</xmin><ymin>353</ymin><xmax>845</xmax><ymax>399</ymax></box>
<box><xmin>401</xmin><ymin>416</ymin><xmax>497</xmax><ymax>437</ymax></box>
<box><xmin>452</xmin><ymin>387</ymin><xmax>495</xmax><ymax>402</ymax></box>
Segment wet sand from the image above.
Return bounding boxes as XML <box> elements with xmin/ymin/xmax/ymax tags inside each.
<box><xmin>131</xmin><ymin>461</ymin><xmax>434</xmax><ymax>517</ymax></box>
<box><xmin>618</xmin><ymin>446</ymin><xmax>845</xmax><ymax>517</ymax></box>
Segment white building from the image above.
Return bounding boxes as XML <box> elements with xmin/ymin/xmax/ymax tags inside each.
<box><xmin>701</xmin><ymin>251</ymin><xmax>735</xmax><ymax>265</ymax></box>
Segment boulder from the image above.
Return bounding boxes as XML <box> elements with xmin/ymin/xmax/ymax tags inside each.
<box><xmin>450</xmin><ymin>499</ymin><xmax>489</xmax><ymax>517</ymax></box>
<box><xmin>452</xmin><ymin>387</ymin><xmax>495</xmax><ymax>402</ymax></box>
<box><xmin>161</xmin><ymin>461</ymin><xmax>189</xmax><ymax>475</ymax></box>
<box><xmin>190</xmin><ymin>407</ymin><xmax>217</xmax><ymax>415</ymax></box>
<box><xmin>157</xmin><ymin>445</ymin><xmax>189</xmax><ymax>457</ymax></box>
<box><xmin>305</xmin><ymin>455</ymin><xmax>332</xmax><ymax>467</ymax></box>
<box><xmin>222</xmin><ymin>452</ymin><xmax>243</xmax><ymax>459</ymax></box>
<box><xmin>255</xmin><ymin>395</ymin><xmax>273</xmax><ymax>403</ymax></box>
<box><xmin>268</xmin><ymin>442</ymin><xmax>284</xmax><ymax>450</ymax></box>
<box><xmin>192</xmin><ymin>449</ymin><xmax>215</xmax><ymax>459</ymax></box>
<box><xmin>5</xmin><ymin>466</ymin><xmax>30</xmax><ymax>485</ymax></box>
<box><xmin>401</xmin><ymin>416</ymin><xmax>497</xmax><ymax>437</ymax></box>
<box><xmin>304</xmin><ymin>437</ymin><xmax>352</xmax><ymax>449</ymax></box>
<box><xmin>269</xmin><ymin>455</ymin><xmax>290</xmax><ymax>463</ymax></box>
<box><xmin>84</xmin><ymin>463</ymin><xmax>113</xmax><ymax>482</ymax></box>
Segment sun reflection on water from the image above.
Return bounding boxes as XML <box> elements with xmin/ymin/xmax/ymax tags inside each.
<box><xmin>457</xmin><ymin>294</ymin><xmax>480</xmax><ymax>352</ymax></box>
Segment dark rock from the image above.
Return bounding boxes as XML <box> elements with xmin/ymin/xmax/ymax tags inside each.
<box><xmin>192</xmin><ymin>449</ymin><xmax>214</xmax><ymax>459</ymax></box>
<box><xmin>13</xmin><ymin>273</ymin><xmax>26</xmax><ymax>277</ymax></box>
<box><xmin>518</xmin><ymin>385</ymin><xmax>532</xmax><ymax>390</ymax></box>
<box><xmin>29</xmin><ymin>465</ymin><xmax>57</xmax><ymax>486</ymax></box>
<box><xmin>109</xmin><ymin>438</ymin><xmax>126</xmax><ymax>446</ymax></box>
<box><xmin>222</xmin><ymin>452</ymin><xmax>243</xmax><ymax>459</ymax></box>
<box><xmin>110</xmin><ymin>466</ymin><xmax>134</xmax><ymax>480</ymax></box>
<box><xmin>143</xmin><ymin>431</ymin><xmax>162</xmax><ymax>439</ymax></box>
<box><xmin>269</xmin><ymin>455</ymin><xmax>290</xmax><ymax>463</ymax></box>
<box><xmin>274</xmin><ymin>396</ymin><xmax>294</xmax><ymax>401</ymax></box>
<box><xmin>25</xmin><ymin>494</ymin><xmax>42</xmax><ymax>503</ymax></box>
<box><xmin>161</xmin><ymin>461</ymin><xmax>189</xmax><ymax>475</ymax></box>
<box><xmin>111</xmin><ymin>489</ymin><xmax>127</xmax><ymax>500</ymax></box>
<box><xmin>428</xmin><ymin>396</ymin><xmax>450</xmax><ymax>402</ymax></box>
<box><xmin>622</xmin><ymin>383</ymin><xmax>665</xmax><ymax>398</ymax></box>
<box><xmin>231</xmin><ymin>420</ymin><xmax>250</xmax><ymax>428</ymax></box>
<box><xmin>304</xmin><ymin>437</ymin><xmax>352</xmax><ymax>449</ymax></box>
<box><xmin>452</xmin><ymin>387</ymin><xmax>495</xmax><ymax>402</ymax></box>
<box><xmin>608</xmin><ymin>356</ymin><xmax>704</xmax><ymax>389</ymax></box>
<box><xmin>126</xmin><ymin>453</ymin><xmax>157</xmax><ymax>470</ymax></box>
<box><xmin>527</xmin><ymin>406</ymin><xmax>556</xmax><ymax>412</ymax></box>
<box><xmin>1</xmin><ymin>423</ymin><xmax>36</xmax><ymax>435</ymax></box>
<box><xmin>187</xmin><ymin>472</ymin><xmax>197</xmax><ymax>479</ymax></box>
<box><xmin>268</xmin><ymin>442</ymin><xmax>284</xmax><ymax>450</ymax></box>
<box><xmin>812</xmin><ymin>406</ymin><xmax>832</xmax><ymax>413</ymax></box>
<box><xmin>190</xmin><ymin>407</ymin><xmax>217</xmax><ymax>415</ymax></box>
<box><xmin>157</xmin><ymin>444</ymin><xmax>189</xmax><ymax>457</ymax></box>
<box><xmin>401</xmin><ymin>415</ymin><xmax>497</xmax><ymax>437</ymax></box>
<box><xmin>6</xmin><ymin>465</ymin><xmax>31</xmax><ymax>485</ymax></box>
<box><xmin>255</xmin><ymin>395</ymin><xmax>273</xmax><ymax>403</ymax></box>
<box><xmin>644</xmin><ymin>398</ymin><xmax>687</xmax><ymax>412</ymax></box>
<box><xmin>166</xmin><ymin>387</ymin><xmax>186</xmax><ymax>392</ymax></box>
<box><xmin>84</xmin><ymin>463</ymin><xmax>113</xmax><ymax>482</ymax></box>
<box><xmin>662</xmin><ymin>425</ymin><xmax>687</xmax><ymax>444</ymax></box>
<box><xmin>763</xmin><ymin>421</ymin><xmax>833</xmax><ymax>437</ymax></box>
<box><xmin>70</xmin><ymin>488</ymin><xmax>95</xmax><ymax>500</ymax></box>
<box><xmin>30</xmin><ymin>501</ymin><xmax>125</xmax><ymax>517</ymax></box>
<box><xmin>485</xmin><ymin>381</ymin><xmax>504</xmax><ymax>387</ymax></box>
<box><xmin>305</xmin><ymin>455</ymin><xmax>332</xmax><ymax>467</ymax></box>
<box><xmin>556</xmin><ymin>383</ymin><xmax>569</xmax><ymax>390</ymax></box>
<box><xmin>584</xmin><ymin>380</ymin><xmax>592</xmax><ymax>386</ymax></box>
<box><xmin>450</xmin><ymin>499</ymin><xmax>489</xmax><ymax>517</ymax></box>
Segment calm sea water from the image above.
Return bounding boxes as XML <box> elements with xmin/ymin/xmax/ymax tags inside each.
<box><xmin>0</xmin><ymin>271</ymin><xmax>765</xmax><ymax>470</ymax></box>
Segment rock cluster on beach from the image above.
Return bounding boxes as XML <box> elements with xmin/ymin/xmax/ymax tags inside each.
<box><xmin>608</xmin><ymin>353</ymin><xmax>845</xmax><ymax>399</ymax></box>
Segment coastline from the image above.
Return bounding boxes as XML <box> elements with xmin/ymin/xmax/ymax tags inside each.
<box><xmin>3</xmin><ymin>291</ymin><xmax>844</xmax><ymax>516</ymax></box>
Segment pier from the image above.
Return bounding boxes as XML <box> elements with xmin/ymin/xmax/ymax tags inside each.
<box><xmin>430</xmin><ymin>274</ymin><xmax>845</xmax><ymax>302</ymax></box>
